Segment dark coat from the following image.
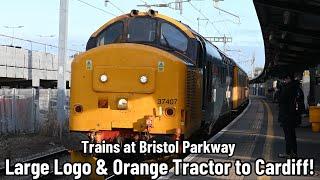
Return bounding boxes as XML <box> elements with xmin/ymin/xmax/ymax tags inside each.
<box><xmin>278</xmin><ymin>80</ymin><xmax>304</xmax><ymax>127</ymax></box>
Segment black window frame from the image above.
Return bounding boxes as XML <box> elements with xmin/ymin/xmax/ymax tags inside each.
<box><xmin>126</xmin><ymin>17</ymin><xmax>158</xmax><ymax>43</ymax></box>
<box><xmin>87</xmin><ymin>16</ymin><xmax>196</xmax><ymax>64</ymax></box>
<box><xmin>96</xmin><ymin>21</ymin><xmax>124</xmax><ymax>46</ymax></box>
<box><xmin>204</xmin><ymin>40</ymin><xmax>223</xmax><ymax>62</ymax></box>
<box><xmin>159</xmin><ymin>21</ymin><xmax>189</xmax><ymax>53</ymax></box>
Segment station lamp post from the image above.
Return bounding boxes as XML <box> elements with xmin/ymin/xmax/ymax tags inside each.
<box><xmin>38</xmin><ymin>34</ymin><xmax>55</xmax><ymax>38</ymax></box>
<box><xmin>37</xmin><ymin>34</ymin><xmax>56</xmax><ymax>52</ymax></box>
<box><xmin>3</xmin><ymin>25</ymin><xmax>24</xmax><ymax>46</ymax></box>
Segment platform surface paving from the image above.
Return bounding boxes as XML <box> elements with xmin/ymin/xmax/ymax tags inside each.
<box><xmin>164</xmin><ymin>96</ymin><xmax>320</xmax><ymax>180</ymax></box>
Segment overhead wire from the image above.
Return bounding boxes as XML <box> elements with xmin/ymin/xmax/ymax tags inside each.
<box><xmin>157</xmin><ymin>1</ymin><xmax>236</xmax><ymax>56</ymax></box>
<box><xmin>74</xmin><ymin>0</ymin><xmax>117</xmax><ymax>17</ymax></box>
<box><xmin>163</xmin><ymin>0</ymin><xmax>194</xmax><ymax>25</ymax></box>
<box><xmin>75</xmin><ymin>0</ymin><xmax>227</xmax><ymax>41</ymax></box>
<box><xmin>108</xmin><ymin>1</ymin><xmax>126</xmax><ymax>14</ymax></box>
<box><xmin>188</xmin><ymin>1</ymin><xmax>222</xmax><ymax>36</ymax></box>
<box><xmin>137</xmin><ymin>0</ymin><xmax>151</xmax><ymax>11</ymax></box>
<box><xmin>176</xmin><ymin>12</ymin><xmax>195</xmax><ymax>25</ymax></box>
<box><xmin>221</xmin><ymin>15</ymin><xmax>232</xmax><ymax>37</ymax></box>
<box><xmin>138</xmin><ymin>0</ymin><xmax>194</xmax><ymax>25</ymax></box>
<box><xmin>138</xmin><ymin>0</ymin><xmax>148</xmax><ymax>6</ymax></box>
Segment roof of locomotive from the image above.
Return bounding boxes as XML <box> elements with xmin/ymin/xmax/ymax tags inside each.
<box><xmin>183</xmin><ymin>21</ymin><xmax>246</xmax><ymax>73</ymax></box>
<box><xmin>218</xmin><ymin>50</ymin><xmax>247</xmax><ymax>75</ymax></box>
<box><xmin>90</xmin><ymin>10</ymin><xmax>196</xmax><ymax>39</ymax></box>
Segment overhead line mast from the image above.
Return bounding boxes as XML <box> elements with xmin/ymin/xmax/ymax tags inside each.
<box><xmin>57</xmin><ymin>0</ymin><xmax>69</xmax><ymax>139</ymax></box>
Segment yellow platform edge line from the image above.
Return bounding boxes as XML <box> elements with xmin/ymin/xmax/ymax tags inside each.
<box><xmin>258</xmin><ymin>100</ymin><xmax>274</xmax><ymax>180</ymax></box>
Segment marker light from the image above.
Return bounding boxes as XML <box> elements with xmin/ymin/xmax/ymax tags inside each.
<box><xmin>117</xmin><ymin>98</ymin><xmax>128</xmax><ymax>110</ymax></box>
<box><xmin>100</xmin><ymin>74</ymin><xmax>108</xmax><ymax>83</ymax></box>
<box><xmin>139</xmin><ymin>75</ymin><xmax>148</xmax><ymax>84</ymax></box>
<box><xmin>165</xmin><ymin>108</ymin><xmax>175</xmax><ymax>117</ymax></box>
<box><xmin>98</xmin><ymin>99</ymin><xmax>108</xmax><ymax>108</ymax></box>
<box><xmin>74</xmin><ymin>104</ymin><xmax>83</xmax><ymax>113</ymax></box>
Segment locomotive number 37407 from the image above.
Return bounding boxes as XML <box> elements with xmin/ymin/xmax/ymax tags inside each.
<box><xmin>157</xmin><ymin>98</ymin><xmax>178</xmax><ymax>105</ymax></box>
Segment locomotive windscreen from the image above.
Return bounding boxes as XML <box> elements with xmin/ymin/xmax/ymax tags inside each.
<box><xmin>160</xmin><ymin>23</ymin><xmax>188</xmax><ymax>52</ymax></box>
<box><xmin>128</xmin><ymin>17</ymin><xmax>157</xmax><ymax>42</ymax></box>
<box><xmin>86</xmin><ymin>13</ymin><xmax>197</xmax><ymax>63</ymax></box>
<box><xmin>97</xmin><ymin>22</ymin><xmax>124</xmax><ymax>46</ymax></box>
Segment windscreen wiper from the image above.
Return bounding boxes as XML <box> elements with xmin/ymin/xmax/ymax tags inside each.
<box><xmin>161</xmin><ymin>34</ymin><xmax>175</xmax><ymax>51</ymax></box>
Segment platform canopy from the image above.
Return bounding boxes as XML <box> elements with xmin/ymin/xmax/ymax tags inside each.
<box><xmin>251</xmin><ymin>0</ymin><xmax>320</xmax><ymax>83</ymax></box>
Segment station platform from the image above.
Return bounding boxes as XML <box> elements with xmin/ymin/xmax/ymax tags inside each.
<box><xmin>162</xmin><ymin>96</ymin><xmax>320</xmax><ymax>179</ymax></box>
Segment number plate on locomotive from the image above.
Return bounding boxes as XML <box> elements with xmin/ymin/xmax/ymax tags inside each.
<box><xmin>157</xmin><ymin>98</ymin><xmax>177</xmax><ymax>105</ymax></box>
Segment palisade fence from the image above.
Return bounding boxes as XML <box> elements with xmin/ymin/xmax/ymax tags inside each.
<box><xmin>0</xmin><ymin>88</ymin><xmax>70</xmax><ymax>136</ymax></box>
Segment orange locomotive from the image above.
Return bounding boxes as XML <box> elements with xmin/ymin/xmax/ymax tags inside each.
<box><xmin>69</xmin><ymin>10</ymin><xmax>248</xmax><ymax>145</ymax></box>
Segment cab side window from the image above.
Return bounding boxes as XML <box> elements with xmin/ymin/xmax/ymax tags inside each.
<box><xmin>160</xmin><ymin>23</ymin><xmax>188</xmax><ymax>52</ymax></box>
<box><xmin>97</xmin><ymin>22</ymin><xmax>123</xmax><ymax>46</ymax></box>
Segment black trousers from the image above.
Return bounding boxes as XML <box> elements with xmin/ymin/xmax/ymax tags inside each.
<box><xmin>283</xmin><ymin>126</ymin><xmax>297</xmax><ymax>155</ymax></box>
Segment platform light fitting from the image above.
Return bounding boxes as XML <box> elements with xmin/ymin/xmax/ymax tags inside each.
<box><xmin>281</xmin><ymin>32</ymin><xmax>287</xmax><ymax>39</ymax></box>
<box><xmin>283</xmin><ymin>11</ymin><xmax>290</xmax><ymax>25</ymax></box>
<box><xmin>269</xmin><ymin>34</ymin><xmax>273</xmax><ymax>41</ymax></box>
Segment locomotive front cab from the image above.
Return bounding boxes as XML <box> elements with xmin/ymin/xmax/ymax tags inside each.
<box><xmin>69</xmin><ymin>11</ymin><xmax>203</xmax><ymax>143</ymax></box>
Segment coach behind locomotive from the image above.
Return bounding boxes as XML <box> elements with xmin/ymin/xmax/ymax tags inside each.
<box><xmin>69</xmin><ymin>10</ymin><xmax>248</xmax><ymax>145</ymax></box>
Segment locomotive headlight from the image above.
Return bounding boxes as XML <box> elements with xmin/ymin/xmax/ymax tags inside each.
<box><xmin>139</xmin><ymin>75</ymin><xmax>148</xmax><ymax>84</ymax></box>
<box><xmin>117</xmin><ymin>98</ymin><xmax>128</xmax><ymax>110</ymax></box>
<box><xmin>100</xmin><ymin>74</ymin><xmax>108</xmax><ymax>83</ymax></box>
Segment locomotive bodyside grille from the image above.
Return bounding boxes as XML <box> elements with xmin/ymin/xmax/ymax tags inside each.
<box><xmin>185</xmin><ymin>67</ymin><xmax>202</xmax><ymax>127</ymax></box>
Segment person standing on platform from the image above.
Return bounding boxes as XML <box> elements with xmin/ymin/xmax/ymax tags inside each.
<box><xmin>278</xmin><ymin>74</ymin><xmax>304</xmax><ymax>159</ymax></box>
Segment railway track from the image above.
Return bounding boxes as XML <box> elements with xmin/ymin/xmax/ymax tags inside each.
<box><xmin>0</xmin><ymin>147</ymin><xmax>119</xmax><ymax>179</ymax></box>
<box><xmin>0</xmin><ymin>103</ymin><xmax>248</xmax><ymax>179</ymax></box>
<box><xmin>0</xmin><ymin>148</ymin><xmax>70</xmax><ymax>179</ymax></box>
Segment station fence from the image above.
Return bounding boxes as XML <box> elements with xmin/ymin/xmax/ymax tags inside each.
<box><xmin>0</xmin><ymin>88</ymin><xmax>70</xmax><ymax>136</ymax></box>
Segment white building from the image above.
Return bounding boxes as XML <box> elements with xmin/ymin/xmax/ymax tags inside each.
<box><xmin>0</xmin><ymin>45</ymin><xmax>72</xmax><ymax>87</ymax></box>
